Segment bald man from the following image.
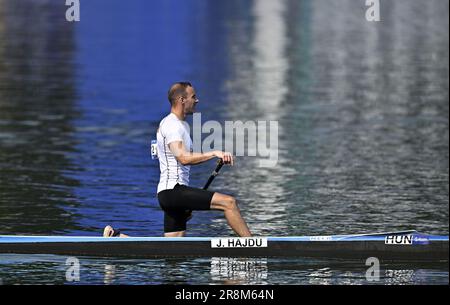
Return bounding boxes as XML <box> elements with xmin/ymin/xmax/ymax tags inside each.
<box><xmin>104</xmin><ymin>82</ymin><xmax>252</xmax><ymax>238</ymax></box>
<box><xmin>156</xmin><ymin>82</ymin><xmax>252</xmax><ymax>237</ymax></box>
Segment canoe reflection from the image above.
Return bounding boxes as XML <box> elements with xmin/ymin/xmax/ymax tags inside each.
<box><xmin>210</xmin><ymin>257</ymin><xmax>268</xmax><ymax>284</ymax></box>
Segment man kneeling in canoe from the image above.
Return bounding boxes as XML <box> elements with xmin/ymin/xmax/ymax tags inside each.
<box><xmin>104</xmin><ymin>82</ymin><xmax>252</xmax><ymax>238</ymax></box>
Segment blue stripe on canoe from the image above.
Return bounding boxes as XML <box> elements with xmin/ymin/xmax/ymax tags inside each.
<box><xmin>0</xmin><ymin>234</ymin><xmax>448</xmax><ymax>243</ymax></box>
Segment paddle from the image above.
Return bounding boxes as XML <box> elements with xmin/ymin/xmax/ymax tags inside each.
<box><xmin>203</xmin><ymin>158</ymin><xmax>225</xmax><ymax>190</ymax></box>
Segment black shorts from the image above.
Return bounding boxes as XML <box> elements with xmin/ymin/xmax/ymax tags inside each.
<box><xmin>157</xmin><ymin>184</ymin><xmax>214</xmax><ymax>233</ymax></box>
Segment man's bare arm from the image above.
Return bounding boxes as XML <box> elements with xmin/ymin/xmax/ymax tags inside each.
<box><xmin>168</xmin><ymin>141</ymin><xmax>234</xmax><ymax>165</ymax></box>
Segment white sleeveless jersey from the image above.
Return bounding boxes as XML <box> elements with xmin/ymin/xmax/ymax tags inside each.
<box><xmin>156</xmin><ymin>113</ymin><xmax>192</xmax><ymax>193</ymax></box>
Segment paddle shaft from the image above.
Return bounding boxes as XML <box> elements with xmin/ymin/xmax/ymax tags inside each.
<box><xmin>203</xmin><ymin>159</ymin><xmax>224</xmax><ymax>190</ymax></box>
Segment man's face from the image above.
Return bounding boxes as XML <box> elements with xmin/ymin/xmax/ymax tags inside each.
<box><xmin>182</xmin><ymin>86</ymin><xmax>199</xmax><ymax>115</ymax></box>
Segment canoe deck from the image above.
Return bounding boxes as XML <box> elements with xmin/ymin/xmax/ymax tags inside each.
<box><xmin>0</xmin><ymin>232</ymin><xmax>448</xmax><ymax>261</ymax></box>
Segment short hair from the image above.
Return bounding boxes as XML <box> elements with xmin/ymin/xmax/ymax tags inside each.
<box><xmin>168</xmin><ymin>82</ymin><xmax>192</xmax><ymax>105</ymax></box>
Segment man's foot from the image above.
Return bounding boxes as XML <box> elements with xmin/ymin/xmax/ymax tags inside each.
<box><xmin>103</xmin><ymin>225</ymin><xmax>121</xmax><ymax>237</ymax></box>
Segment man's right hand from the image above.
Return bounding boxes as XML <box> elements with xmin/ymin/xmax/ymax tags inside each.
<box><xmin>214</xmin><ymin>151</ymin><xmax>234</xmax><ymax>165</ymax></box>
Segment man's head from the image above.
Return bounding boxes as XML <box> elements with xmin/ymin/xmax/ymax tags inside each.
<box><xmin>168</xmin><ymin>82</ymin><xmax>198</xmax><ymax>115</ymax></box>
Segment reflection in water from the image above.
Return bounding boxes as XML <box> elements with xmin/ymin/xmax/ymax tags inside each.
<box><xmin>279</xmin><ymin>0</ymin><xmax>449</xmax><ymax>235</ymax></box>
<box><xmin>0</xmin><ymin>0</ymin><xmax>81</xmax><ymax>234</ymax></box>
<box><xmin>307</xmin><ymin>267</ymin><xmax>334</xmax><ymax>285</ymax></box>
<box><xmin>384</xmin><ymin>269</ymin><xmax>416</xmax><ymax>285</ymax></box>
<box><xmin>104</xmin><ymin>264</ymin><xmax>115</xmax><ymax>285</ymax></box>
<box><xmin>0</xmin><ymin>254</ymin><xmax>446</xmax><ymax>285</ymax></box>
<box><xmin>210</xmin><ymin>257</ymin><xmax>268</xmax><ymax>284</ymax></box>
<box><xmin>222</xmin><ymin>0</ymin><xmax>295</xmax><ymax>235</ymax></box>
<box><xmin>252</xmin><ymin>0</ymin><xmax>289</xmax><ymax>119</ymax></box>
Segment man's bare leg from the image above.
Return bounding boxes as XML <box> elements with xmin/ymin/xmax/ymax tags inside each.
<box><xmin>210</xmin><ymin>193</ymin><xmax>252</xmax><ymax>237</ymax></box>
<box><xmin>104</xmin><ymin>225</ymin><xmax>184</xmax><ymax>237</ymax></box>
<box><xmin>164</xmin><ymin>231</ymin><xmax>185</xmax><ymax>237</ymax></box>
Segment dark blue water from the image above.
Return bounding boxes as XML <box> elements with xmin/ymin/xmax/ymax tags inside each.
<box><xmin>0</xmin><ymin>0</ymin><xmax>448</xmax><ymax>285</ymax></box>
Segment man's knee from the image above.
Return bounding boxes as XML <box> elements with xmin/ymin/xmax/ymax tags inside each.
<box><xmin>211</xmin><ymin>193</ymin><xmax>239</xmax><ymax>211</ymax></box>
<box><xmin>223</xmin><ymin>196</ymin><xmax>238</xmax><ymax>211</ymax></box>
